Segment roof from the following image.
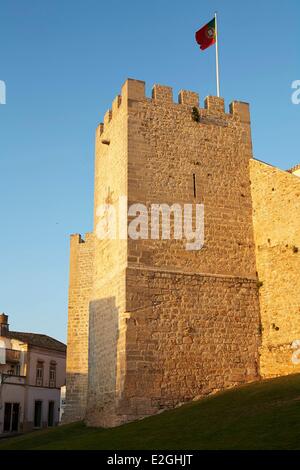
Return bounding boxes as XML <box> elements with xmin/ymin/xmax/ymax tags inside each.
<box><xmin>8</xmin><ymin>331</ymin><xmax>66</xmax><ymax>353</ymax></box>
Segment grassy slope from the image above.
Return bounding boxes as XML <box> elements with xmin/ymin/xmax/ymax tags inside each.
<box><xmin>1</xmin><ymin>374</ymin><xmax>300</xmax><ymax>450</ymax></box>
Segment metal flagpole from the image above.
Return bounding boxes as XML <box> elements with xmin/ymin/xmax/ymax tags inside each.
<box><xmin>215</xmin><ymin>12</ymin><xmax>220</xmax><ymax>97</ymax></box>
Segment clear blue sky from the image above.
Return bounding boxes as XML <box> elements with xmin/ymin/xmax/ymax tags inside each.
<box><xmin>0</xmin><ymin>0</ymin><xmax>299</xmax><ymax>342</ymax></box>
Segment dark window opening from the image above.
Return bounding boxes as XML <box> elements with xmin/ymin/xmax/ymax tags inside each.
<box><xmin>34</xmin><ymin>400</ymin><xmax>42</xmax><ymax>428</ymax></box>
<box><xmin>36</xmin><ymin>361</ymin><xmax>44</xmax><ymax>386</ymax></box>
<box><xmin>48</xmin><ymin>401</ymin><xmax>55</xmax><ymax>427</ymax></box>
<box><xmin>49</xmin><ymin>363</ymin><xmax>56</xmax><ymax>388</ymax></box>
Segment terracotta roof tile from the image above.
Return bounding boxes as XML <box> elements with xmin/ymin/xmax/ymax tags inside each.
<box><xmin>8</xmin><ymin>331</ymin><xmax>66</xmax><ymax>353</ymax></box>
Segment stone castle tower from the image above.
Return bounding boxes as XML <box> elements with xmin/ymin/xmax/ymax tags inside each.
<box><xmin>64</xmin><ymin>79</ymin><xmax>300</xmax><ymax>427</ymax></box>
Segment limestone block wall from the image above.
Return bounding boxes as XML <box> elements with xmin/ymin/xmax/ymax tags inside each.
<box><xmin>250</xmin><ymin>159</ymin><xmax>300</xmax><ymax>377</ymax></box>
<box><xmin>86</xmin><ymin>272</ymin><xmax>127</xmax><ymax>427</ymax></box>
<box><xmin>118</xmin><ymin>81</ymin><xmax>261</xmax><ymax>423</ymax></box>
<box><xmin>118</xmin><ymin>267</ymin><xmax>261</xmax><ymax>422</ymax></box>
<box><xmin>84</xmin><ymin>80</ymin><xmax>261</xmax><ymax>426</ymax></box>
<box><xmin>66</xmin><ymin>78</ymin><xmax>263</xmax><ymax>427</ymax></box>
<box><xmin>85</xmin><ymin>81</ymin><xmax>129</xmax><ymax>426</ymax></box>
<box><xmin>126</xmin><ymin>83</ymin><xmax>256</xmax><ymax>279</ymax></box>
<box><xmin>64</xmin><ymin>233</ymin><xmax>94</xmax><ymax>423</ymax></box>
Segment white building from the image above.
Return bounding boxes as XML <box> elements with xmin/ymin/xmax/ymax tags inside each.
<box><xmin>0</xmin><ymin>313</ymin><xmax>66</xmax><ymax>435</ymax></box>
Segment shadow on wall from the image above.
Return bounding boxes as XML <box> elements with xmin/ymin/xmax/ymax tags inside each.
<box><xmin>86</xmin><ymin>296</ymin><xmax>120</xmax><ymax>427</ymax></box>
<box><xmin>63</xmin><ymin>371</ymin><xmax>88</xmax><ymax>424</ymax></box>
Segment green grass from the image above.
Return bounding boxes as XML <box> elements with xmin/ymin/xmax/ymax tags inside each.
<box><xmin>1</xmin><ymin>374</ymin><xmax>300</xmax><ymax>450</ymax></box>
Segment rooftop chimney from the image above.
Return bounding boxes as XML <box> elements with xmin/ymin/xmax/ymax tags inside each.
<box><xmin>0</xmin><ymin>313</ymin><xmax>9</xmax><ymax>337</ymax></box>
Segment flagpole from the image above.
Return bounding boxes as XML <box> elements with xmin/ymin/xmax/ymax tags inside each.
<box><xmin>215</xmin><ymin>12</ymin><xmax>220</xmax><ymax>97</ymax></box>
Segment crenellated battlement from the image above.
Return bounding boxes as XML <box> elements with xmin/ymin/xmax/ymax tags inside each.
<box><xmin>70</xmin><ymin>232</ymin><xmax>94</xmax><ymax>245</ymax></box>
<box><xmin>96</xmin><ymin>78</ymin><xmax>250</xmax><ymax>137</ymax></box>
<box><xmin>288</xmin><ymin>163</ymin><xmax>300</xmax><ymax>176</ymax></box>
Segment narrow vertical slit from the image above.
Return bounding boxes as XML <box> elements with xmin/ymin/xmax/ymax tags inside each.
<box><xmin>193</xmin><ymin>173</ymin><xmax>196</xmax><ymax>198</ymax></box>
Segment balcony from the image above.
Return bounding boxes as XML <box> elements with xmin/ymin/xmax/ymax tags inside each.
<box><xmin>0</xmin><ymin>348</ymin><xmax>21</xmax><ymax>364</ymax></box>
<box><xmin>5</xmin><ymin>349</ymin><xmax>21</xmax><ymax>364</ymax></box>
<box><xmin>0</xmin><ymin>373</ymin><xmax>26</xmax><ymax>385</ymax></box>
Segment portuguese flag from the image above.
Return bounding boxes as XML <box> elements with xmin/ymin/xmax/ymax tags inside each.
<box><xmin>195</xmin><ymin>18</ymin><xmax>216</xmax><ymax>51</ymax></box>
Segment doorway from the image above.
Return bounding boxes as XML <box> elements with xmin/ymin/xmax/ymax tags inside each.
<box><xmin>34</xmin><ymin>400</ymin><xmax>42</xmax><ymax>428</ymax></box>
<box><xmin>3</xmin><ymin>403</ymin><xmax>20</xmax><ymax>433</ymax></box>
<box><xmin>48</xmin><ymin>401</ymin><xmax>55</xmax><ymax>427</ymax></box>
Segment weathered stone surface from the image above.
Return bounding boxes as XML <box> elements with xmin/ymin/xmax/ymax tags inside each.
<box><xmin>250</xmin><ymin>160</ymin><xmax>300</xmax><ymax>378</ymax></box>
<box><xmin>63</xmin><ymin>233</ymin><xmax>94</xmax><ymax>423</ymax></box>
<box><xmin>64</xmin><ymin>78</ymin><xmax>300</xmax><ymax>428</ymax></box>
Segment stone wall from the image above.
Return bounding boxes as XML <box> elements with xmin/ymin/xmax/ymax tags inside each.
<box><xmin>66</xmin><ymin>78</ymin><xmax>265</xmax><ymax>427</ymax></box>
<box><xmin>63</xmin><ymin>233</ymin><xmax>94</xmax><ymax>423</ymax></box>
<box><xmin>85</xmin><ymin>81</ymin><xmax>129</xmax><ymax>426</ymax></box>
<box><xmin>84</xmin><ymin>79</ymin><xmax>261</xmax><ymax>426</ymax></box>
<box><xmin>250</xmin><ymin>159</ymin><xmax>300</xmax><ymax>377</ymax></box>
<box><xmin>126</xmin><ymin>83</ymin><xmax>256</xmax><ymax>278</ymax></box>
<box><xmin>119</xmin><ymin>267</ymin><xmax>260</xmax><ymax>422</ymax></box>
<box><xmin>119</xmin><ymin>81</ymin><xmax>261</xmax><ymax>424</ymax></box>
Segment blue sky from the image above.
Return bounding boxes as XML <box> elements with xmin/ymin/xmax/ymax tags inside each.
<box><xmin>0</xmin><ymin>0</ymin><xmax>299</xmax><ymax>341</ymax></box>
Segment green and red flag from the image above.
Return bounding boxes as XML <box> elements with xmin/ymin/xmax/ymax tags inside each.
<box><xmin>195</xmin><ymin>18</ymin><xmax>216</xmax><ymax>51</ymax></box>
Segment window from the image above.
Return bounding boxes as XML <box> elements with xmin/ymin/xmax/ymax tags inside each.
<box><xmin>36</xmin><ymin>361</ymin><xmax>44</xmax><ymax>386</ymax></box>
<box><xmin>193</xmin><ymin>173</ymin><xmax>197</xmax><ymax>198</ymax></box>
<box><xmin>34</xmin><ymin>400</ymin><xmax>42</xmax><ymax>428</ymax></box>
<box><xmin>7</xmin><ymin>364</ymin><xmax>21</xmax><ymax>376</ymax></box>
<box><xmin>49</xmin><ymin>363</ymin><xmax>56</xmax><ymax>388</ymax></box>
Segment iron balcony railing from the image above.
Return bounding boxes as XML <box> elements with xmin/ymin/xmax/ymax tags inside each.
<box><xmin>0</xmin><ymin>373</ymin><xmax>26</xmax><ymax>385</ymax></box>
